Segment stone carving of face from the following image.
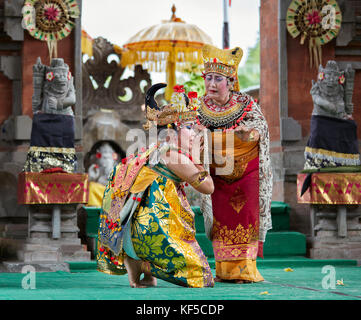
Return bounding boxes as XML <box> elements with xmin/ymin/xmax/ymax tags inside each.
<box><xmin>317</xmin><ymin>62</ymin><xmax>344</xmax><ymax>97</ymax></box>
<box><xmin>319</xmin><ymin>71</ymin><xmax>341</xmax><ymax>96</ymax></box>
<box><xmin>53</xmin><ymin>68</ymin><xmax>70</xmax><ymax>89</ymax></box>
<box><xmin>97</xmin><ymin>143</ymin><xmax>117</xmax><ymax>174</ymax></box>
<box><xmin>45</xmin><ymin>59</ymin><xmax>70</xmax><ymax>95</ymax></box>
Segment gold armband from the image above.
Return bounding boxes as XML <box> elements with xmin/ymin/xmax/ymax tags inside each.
<box><xmin>190</xmin><ymin>170</ymin><xmax>209</xmax><ymax>188</ymax></box>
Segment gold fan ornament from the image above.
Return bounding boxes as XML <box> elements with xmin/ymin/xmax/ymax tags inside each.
<box><xmin>286</xmin><ymin>0</ymin><xmax>342</xmax><ymax>68</ymax></box>
<box><xmin>22</xmin><ymin>0</ymin><xmax>80</xmax><ymax>61</ymax></box>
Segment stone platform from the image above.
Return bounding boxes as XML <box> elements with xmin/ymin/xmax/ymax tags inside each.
<box><xmin>1</xmin><ymin>204</ymin><xmax>91</xmax><ymax>272</ymax></box>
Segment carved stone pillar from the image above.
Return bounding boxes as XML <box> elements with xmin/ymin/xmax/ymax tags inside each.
<box><xmin>298</xmin><ymin>172</ymin><xmax>361</xmax><ymax>259</ymax></box>
<box><xmin>17</xmin><ymin>204</ymin><xmax>90</xmax><ymax>263</ymax></box>
<box><xmin>82</xmin><ymin>37</ymin><xmax>151</xmax><ymax>122</ymax></box>
<box><xmin>310</xmin><ymin>204</ymin><xmax>361</xmax><ymax>259</ymax></box>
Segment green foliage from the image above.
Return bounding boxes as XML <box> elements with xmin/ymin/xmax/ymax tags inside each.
<box><xmin>238</xmin><ymin>37</ymin><xmax>260</xmax><ymax>90</ymax></box>
<box><xmin>180</xmin><ymin>64</ymin><xmax>205</xmax><ymax>96</ymax></box>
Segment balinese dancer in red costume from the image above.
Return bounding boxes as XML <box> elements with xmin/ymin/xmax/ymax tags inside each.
<box><xmin>197</xmin><ymin>44</ymin><xmax>273</xmax><ymax>283</ymax></box>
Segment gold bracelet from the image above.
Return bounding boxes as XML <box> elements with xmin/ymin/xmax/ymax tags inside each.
<box><xmin>190</xmin><ymin>170</ymin><xmax>209</xmax><ymax>188</ymax></box>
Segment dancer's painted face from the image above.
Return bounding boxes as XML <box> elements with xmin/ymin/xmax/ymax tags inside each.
<box><xmin>204</xmin><ymin>73</ymin><xmax>231</xmax><ymax>104</ymax></box>
<box><xmin>178</xmin><ymin>124</ymin><xmax>195</xmax><ymax>152</ymax></box>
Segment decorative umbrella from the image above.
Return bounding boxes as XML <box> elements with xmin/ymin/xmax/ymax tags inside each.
<box><xmin>22</xmin><ymin>0</ymin><xmax>80</xmax><ymax>61</ymax></box>
<box><xmin>81</xmin><ymin>29</ymin><xmax>94</xmax><ymax>58</ymax></box>
<box><xmin>119</xmin><ymin>5</ymin><xmax>213</xmax><ymax>101</ymax></box>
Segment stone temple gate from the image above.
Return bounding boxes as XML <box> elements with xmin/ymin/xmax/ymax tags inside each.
<box><xmin>0</xmin><ymin>0</ymin><xmax>153</xmax><ymax>270</ymax></box>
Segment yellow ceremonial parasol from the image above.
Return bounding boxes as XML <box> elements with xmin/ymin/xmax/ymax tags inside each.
<box><xmin>81</xmin><ymin>29</ymin><xmax>93</xmax><ymax>58</ymax></box>
<box><xmin>119</xmin><ymin>5</ymin><xmax>213</xmax><ymax>101</ymax></box>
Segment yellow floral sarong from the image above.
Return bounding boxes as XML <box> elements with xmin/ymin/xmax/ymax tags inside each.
<box><xmin>97</xmin><ymin>155</ymin><xmax>214</xmax><ymax>288</ymax></box>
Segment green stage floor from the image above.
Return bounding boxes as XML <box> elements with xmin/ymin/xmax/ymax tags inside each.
<box><xmin>0</xmin><ymin>260</ymin><xmax>360</xmax><ymax>301</ymax></box>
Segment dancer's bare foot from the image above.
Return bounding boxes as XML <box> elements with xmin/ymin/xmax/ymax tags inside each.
<box><xmin>140</xmin><ymin>273</ymin><xmax>157</xmax><ymax>287</ymax></box>
<box><xmin>124</xmin><ymin>255</ymin><xmax>146</xmax><ymax>288</ymax></box>
<box><xmin>235</xmin><ymin>279</ymin><xmax>252</xmax><ymax>284</ymax></box>
<box><xmin>214</xmin><ymin>276</ymin><xmax>236</xmax><ymax>283</ymax></box>
<box><xmin>139</xmin><ymin>261</ymin><xmax>157</xmax><ymax>287</ymax></box>
<box><xmin>214</xmin><ymin>276</ymin><xmax>251</xmax><ymax>284</ymax></box>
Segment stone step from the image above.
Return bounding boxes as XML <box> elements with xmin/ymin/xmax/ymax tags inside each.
<box><xmin>310</xmin><ymin>247</ymin><xmax>361</xmax><ymax>260</ymax></box>
<box><xmin>310</xmin><ymin>239</ymin><xmax>361</xmax><ymax>260</ymax></box>
<box><xmin>193</xmin><ymin>206</ymin><xmax>205</xmax><ymax>233</ymax></box>
<box><xmin>62</xmin><ymin>251</ymin><xmax>91</xmax><ymax>262</ymax></box>
<box><xmin>269</xmin><ymin>201</ymin><xmax>290</xmax><ymax>232</ymax></box>
<box><xmin>1</xmin><ymin>261</ymin><xmax>70</xmax><ymax>273</ymax></box>
<box><xmin>23</xmin><ymin>243</ymin><xmax>60</xmax><ymax>252</ymax></box>
<box><xmin>22</xmin><ymin>243</ymin><xmax>85</xmax><ymax>253</ymax></box>
<box><xmin>29</xmin><ymin>225</ymin><xmax>79</xmax><ymax>233</ymax></box>
<box><xmin>60</xmin><ymin>244</ymin><xmax>84</xmax><ymax>253</ymax></box>
<box><xmin>263</xmin><ymin>231</ymin><xmax>306</xmax><ymax>256</ymax></box>
<box><xmin>195</xmin><ymin>233</ymin><xmax>214</xmax><ymax>257</ymax></box>
<box><xmin>18</xmin><ymin>242</ymin><xmax>90</xmax><ymax>263</ymax></box>
<box><xmin>26</xmin><ymin>237</ymin><xmax>81</xmax><ymax>245</ymax></box>
<box><xmin>192</xmin><ymin>201</ymin><xmax>292</xmax><ymax>236</ymax></box>
<box><xmin>66</xmin><ymin>260</ymin><xmax>97</xmax><ymax>273</ymax></box>
<box><xmin>19</xmin><ymin>250</ymin><xmax>62</xmax><ymax>263</ymax></box>
<box><xmin>0</xmin><ymin>224</ymin><xmax>28</xmax><ymax>238</ymax></box>
<box><xmin>84</xmin><ymin>207</ymin><xmax>101</xmax><ymax>236</ymax></box>
<box><xmin>196</xmin><ymin>231</ymin><xmax>307</xmax><ymax>259</ymax></box>
<box><xmin>60</xmin><ymin>226</ymin><xmax>80</xmax><ymax>233</ymax></box>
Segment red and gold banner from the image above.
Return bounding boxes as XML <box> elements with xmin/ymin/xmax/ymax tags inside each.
<box><xmin>297</xmin><ymin>173</ymin><xmax>361</xmax><ymax>204</ymax></box>
<box><xmin>18</xmin><ymin>172</ymin><xmax>89</xmax><ymax>204</ymax></box>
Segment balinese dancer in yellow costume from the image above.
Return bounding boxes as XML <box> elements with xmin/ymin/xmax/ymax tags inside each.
<box><xmin>197</xmin><ymin>44</ymin><xmax>273</xmax><ymax>283</ymax></box>
<box><xmin>97</xmin><ymin>83</ymin><xmax>215</xmax><ymax>288</ymax></box>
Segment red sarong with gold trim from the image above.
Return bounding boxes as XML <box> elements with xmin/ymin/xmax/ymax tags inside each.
<box><xmin>210</xmin><ymin>133</ymin><xmax>263</xmax><ymax>282</ymax></box>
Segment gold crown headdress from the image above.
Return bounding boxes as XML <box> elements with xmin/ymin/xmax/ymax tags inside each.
<box><xmin>143</xmin><ymin>83</ymin><xmax>199</xmax><ymax>130</ymax></box>
<box><xmin>202</xmin><ymin>44</ymin><xmax>243</xmax><ymax>92</ymax></box>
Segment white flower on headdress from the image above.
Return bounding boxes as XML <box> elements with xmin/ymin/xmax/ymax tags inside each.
<box><xmin>170</xmin><ymin>92</ymin><xmax>187</xmax><ymax>112</ymax></box>
<box><xmin>46</xmin><ymin>71</ymin><xmax>54</xmax><ymax>81</ymax></box>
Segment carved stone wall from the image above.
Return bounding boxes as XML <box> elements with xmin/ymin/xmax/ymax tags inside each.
<box><xmin>82</xmin><ymin>37</ymin><xmax>151</xmax><ymax>122</ymax></box>
<box><xmin>0</xmin><ymin>1</ymin><xmax>30</xmax><ymax>262</ymax></box>
<box><xmin>79</xmin><ymin>37</ymin><xmax>152</xmax><ymax>258</ymax></box>
<box><xmin>82</xmin><ymin>36</ymin><xmax>152</xmax><ymax>164</ymax></box>
<box><xmin>0</xmin><ymin>0</ymin><xmax>87</xmax><ymax>267</ymax></box>
<box><xmin>336</xmin><ymin>0</ymin><xmax>361</xmax><ymax>54</ymax></box>
<box><xmin>262</xmin><ymin>0</ymin><xmax>361</xmax><ymax>241</ymax></box>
